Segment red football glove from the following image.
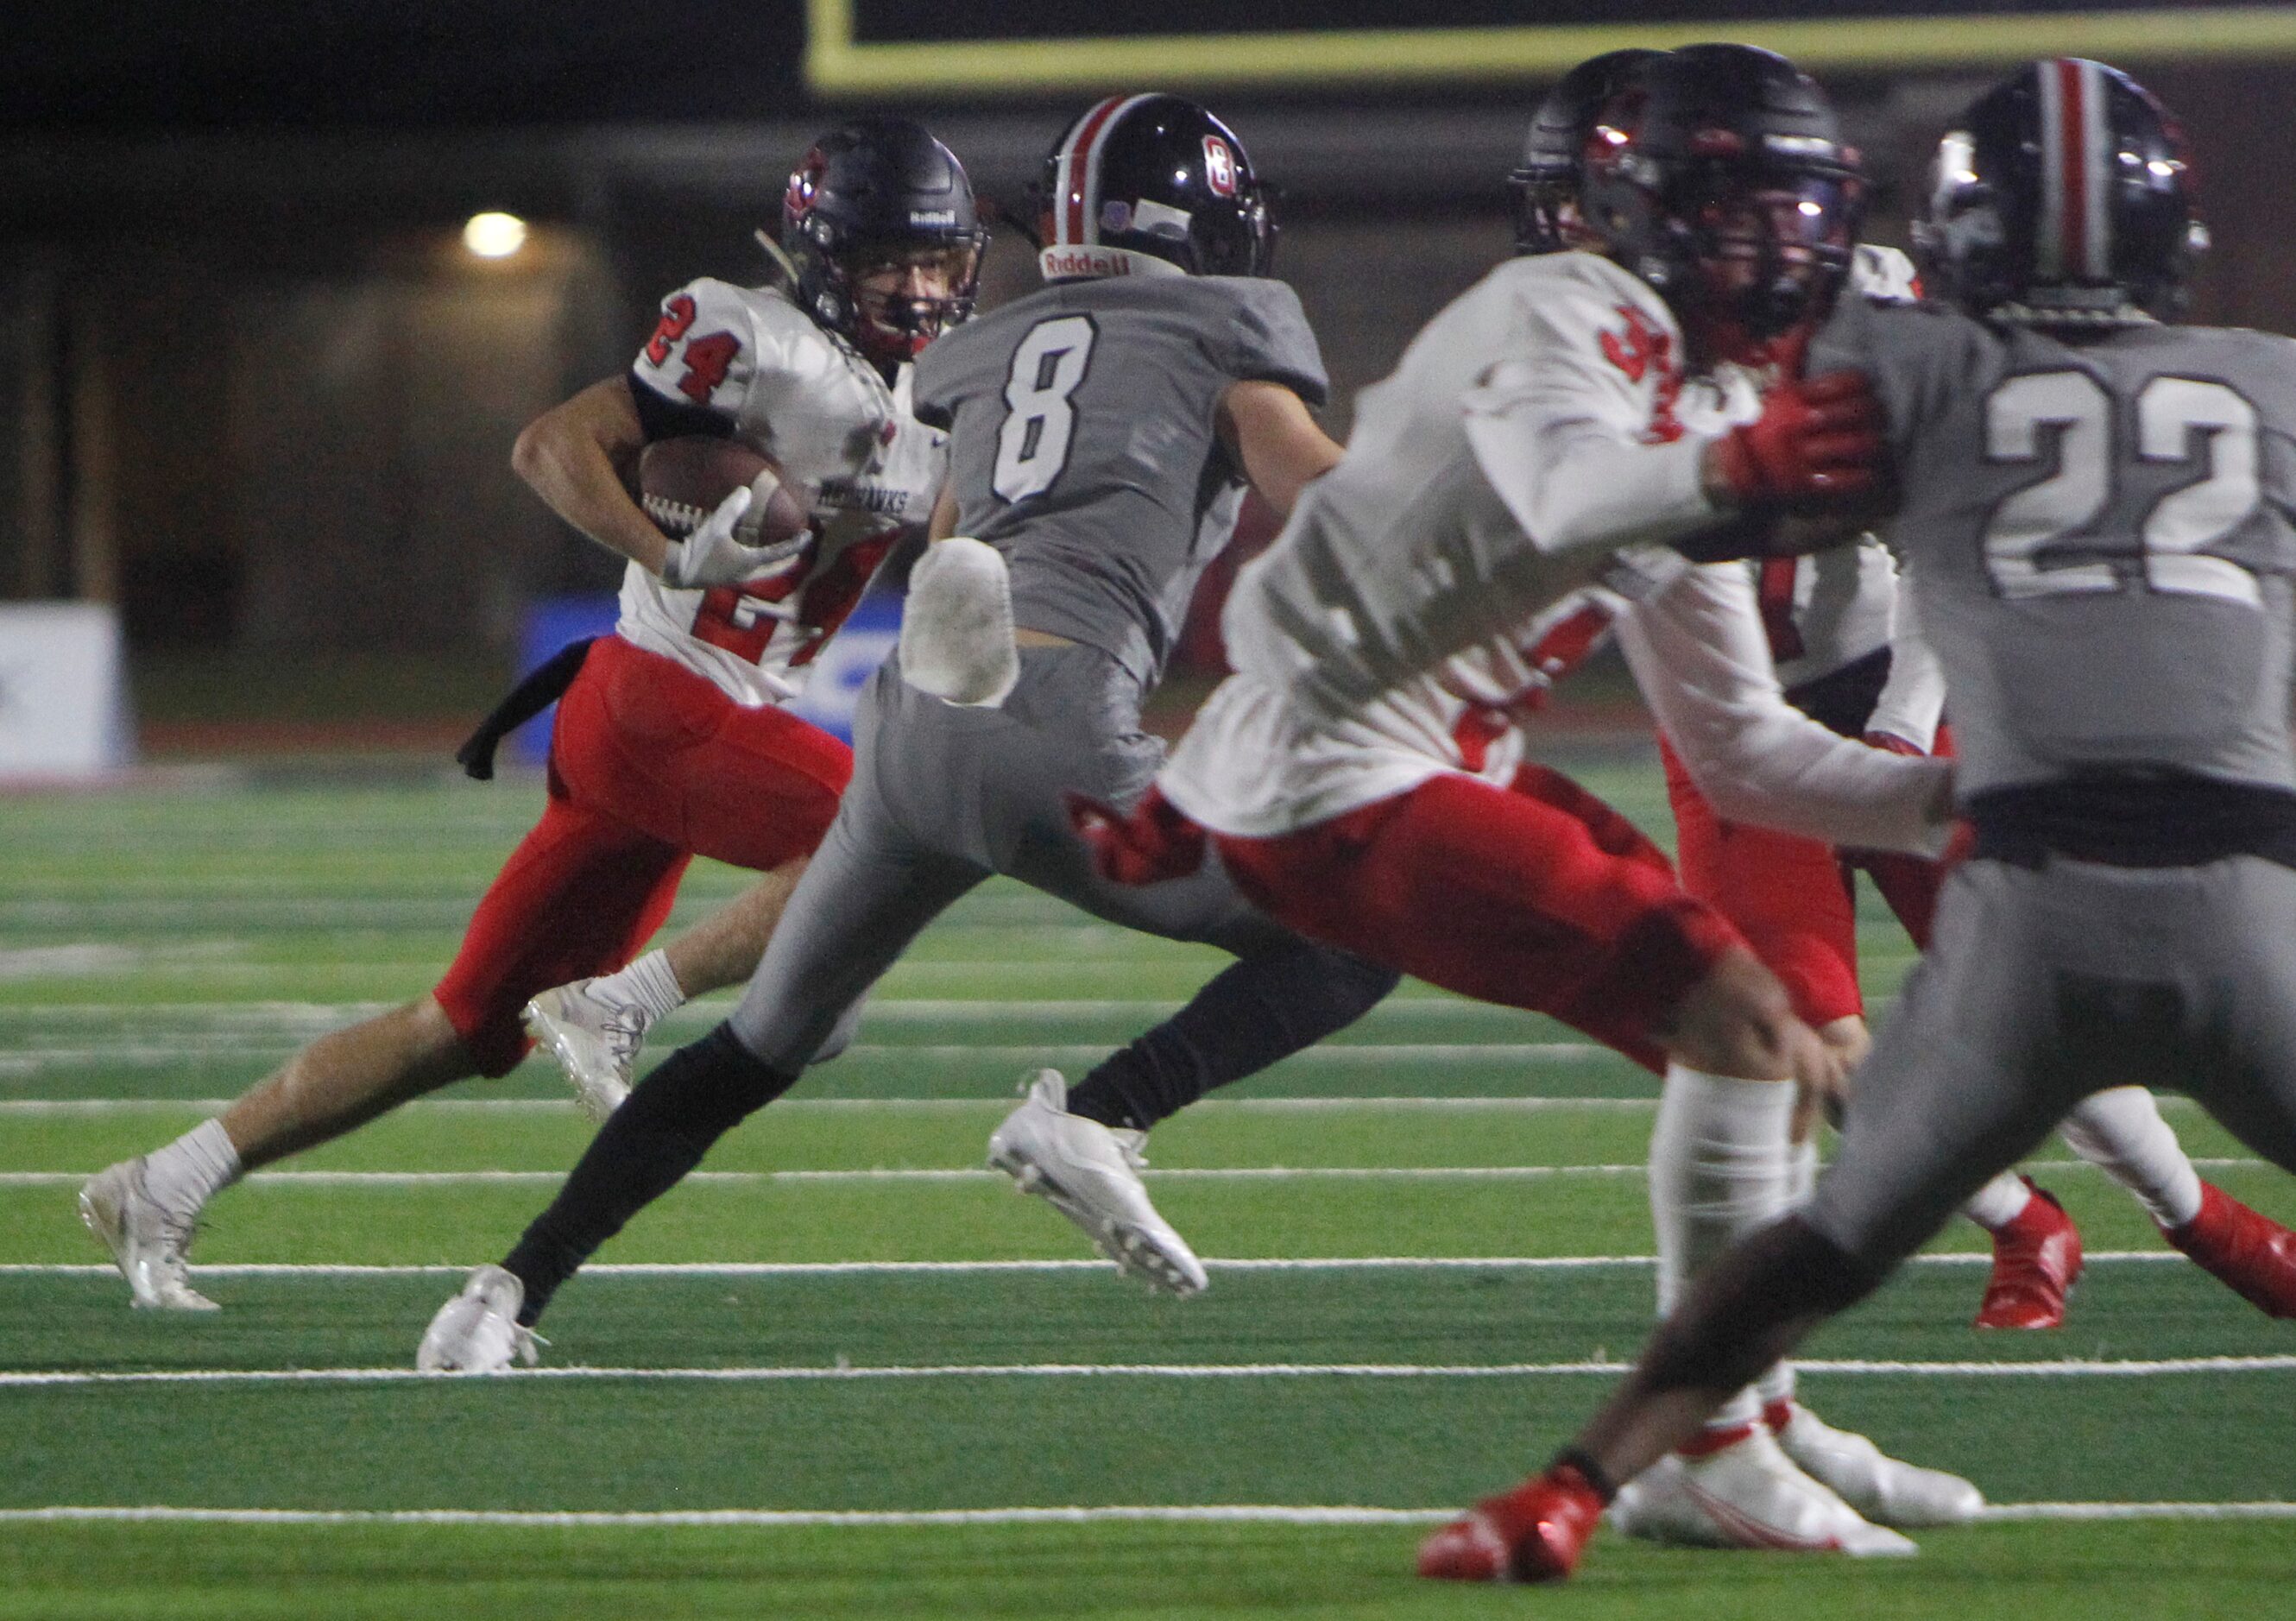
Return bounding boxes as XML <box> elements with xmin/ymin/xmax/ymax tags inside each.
<box><xmin>1708</xmin><ymin>370</ymin><xmax>1884</xmax><ymax>508</ymax></box>
<box><xmin>1067</xmin><ymin>786</ymin><xmax>1207</xmax><ymax>886</ymax></box>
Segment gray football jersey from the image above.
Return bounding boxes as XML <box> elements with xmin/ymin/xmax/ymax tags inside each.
<box><xmin>912</xmin><ymin>274</ymin><xmax>1328</xmax><ymax>686</ymax></box>
<box><xmin>1813</xmin><ymin>298</ymin><xmax>2296</xmax><ymax>799</ymax></box>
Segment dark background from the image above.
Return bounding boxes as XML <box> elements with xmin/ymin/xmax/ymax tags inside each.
<box><xmin>4</xmin><ymin>3</ymin><xmax>2291</xmax><ymax>735</ymax></box>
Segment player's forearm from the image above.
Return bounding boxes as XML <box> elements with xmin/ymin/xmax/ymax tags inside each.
<box><xmin>1864</xmin><ymin>582</ymin><xmax>1946</xmax><ymax>752</ymax></box>
<box><xmin>1221</xmin><ymin>379</ymin><xmax>1344</xmax><ymax>521</ymax></box>
<box><xmin>1620</xmin><ymin>569</ymin><xmax>1953</xmax><ymax>855</ymax></box>
<box><xmin>513</xmin><ymin>381</ymin><xmax>673</xmax><ymax>575</ymax></box>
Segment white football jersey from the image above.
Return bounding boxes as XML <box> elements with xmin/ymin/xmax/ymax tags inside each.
<box><xmin>616</xmin><ymin>278</ymin><xmax>946</xmax><ymax>707</ymax></box>
<box><xmin>1219</xmin><ymin>251</ymin><xmax>1722</xmax><ymax>724</ymax></box>
<box><xmin>1164</xmin><ymin>249</ymin><xmax>1948</xmax><ymax>852</ymax></box>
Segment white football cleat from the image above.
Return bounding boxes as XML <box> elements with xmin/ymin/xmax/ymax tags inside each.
<box><xmin>417</xmin><ymin>1264</ymin><xmax>543</xmax><ymax>1373</ymax></box>
<box><xmin>986</xmin><ymin>1069</ymin><xmax>1208</xmax><ymax>1297</ymax></box>
<box><xmin>79</xmin><ymin>1158</ymin><xmax>218</xmax><ymax>1311</ymax></box>
<box><xmin>523</xmin><ymin>980</ymin><xmax>647</xmax><ymax>1122</ymax></box>
<box><xmin>1607</xmin><ymin>1426</ymin><xmax>1917</xmax><ymax>1557</ymax></box>
<box><xmin>1768</xmin><ymin>1400</ymin><xmax>1984</xmax><ymax>1528</ymax></box>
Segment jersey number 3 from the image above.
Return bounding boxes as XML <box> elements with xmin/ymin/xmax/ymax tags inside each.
<box><xmin>993</xmin><ymin>315</ymin><xmax>1097</xmax><ymax>503</ymax></box>
<box><xmin>1981</xmin><ymin>369</ymin><xmax>2261</xmax><ymax>606</ymax></box>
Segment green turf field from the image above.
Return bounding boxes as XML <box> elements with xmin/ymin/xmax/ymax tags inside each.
<box><xmin>3</xmin><ymin>758</ymin><xmax>2293</xmax><ymax>1618</ymax></box>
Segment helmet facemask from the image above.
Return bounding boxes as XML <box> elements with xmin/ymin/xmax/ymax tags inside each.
<box><xmin>842</xmin><ymin>239</ymin><xmax>985</xmax><ymax>366</ymax></box>
<box><xmin>1673</xmin><ymin>160</ymin><xmax>1863</xmax><ymax>348</ymax></box>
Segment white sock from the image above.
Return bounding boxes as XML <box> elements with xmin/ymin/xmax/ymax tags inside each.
<box><xmin>1650</xmin><ymin>1066</ymin><xmax>1796</xmax><ymax>1430</ymax></box>
<box><xmin>2059</xmin><ymin>1086</ymin><xmax>2204</xmax><ymax>1228</ymax></box>
<box><xmin>589</xmin><ymin>949</ymin><xmax>684</xmax><ymax>1027</ymax></box>
<box><xmin>1961</xmin><ymin>1170</ymin><xmax>2034</xmax><ymax>1232</ymax></box>
<box><xmin>1754</xmin><ymin>1137</ymin><xmax>1819</xmax><ymax>1415</ymax></box>
<box><xmin>141</xmin><ymin>1119</ymin><xmax>241</xmax><ymax>1218</ymax></box>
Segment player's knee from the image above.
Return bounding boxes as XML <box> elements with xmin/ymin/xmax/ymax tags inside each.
<box><xmin>1662</xmin><ymin>947</ymin><xmax>1801</xmax><ymax>1079</ymax></box>
<box><xmin>808</xmin><ymin>999</ymin><xmax>867</xmax><ymax>1065</ymax></box>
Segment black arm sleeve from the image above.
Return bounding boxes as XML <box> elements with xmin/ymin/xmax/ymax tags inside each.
<box><xmin>626</xmin><ymin>371</ymin><xmax>735</xmax><ymax>444</ymax></box>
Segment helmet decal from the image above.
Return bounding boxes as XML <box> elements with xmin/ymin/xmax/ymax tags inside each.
<box><xmin>1049</xmin><ymin>94</ymin><xmax>1157</xmax><ymax>249</ymax></box>
<box><xmin>1202</xmin><ymin>136</ymin><xmax>1238</xmax><ymax>198</ymax></box>
<box><xmin>2036</xmin><ymin>56</ymin><xmax>2113</xmax><ymax>281</ymax></box>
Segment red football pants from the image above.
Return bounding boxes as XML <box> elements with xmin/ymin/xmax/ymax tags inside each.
<box><xmin>433</xmin><ymin>636</ymin><xmax>850</xmax><ymax>1075</ymax></box>
<box><xmin>1659</xmin><ymin>731</ymin><xmax>1946</xmax><ymax>1029</ymax></box>
<box><xmin>1211</xmin><ymin>764</ymin><xmax>1746</xmax><ymax>1075</ymax></box>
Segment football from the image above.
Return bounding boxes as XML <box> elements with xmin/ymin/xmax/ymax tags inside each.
<box><xmin>638</xmin><ymin>437</ymin><xmax>811</xmax><ymax>546</ymax></box>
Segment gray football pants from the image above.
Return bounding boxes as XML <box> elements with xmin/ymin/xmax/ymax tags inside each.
<box><xmin>727</xmin><ymin>643</ymin><xmax>1316</xmax><ymax>1072</ymax></box>
<box><xmin>1807</xmin><ymin>852</ymin><xmax>2296</xmax><ymax>1266</ymax></box>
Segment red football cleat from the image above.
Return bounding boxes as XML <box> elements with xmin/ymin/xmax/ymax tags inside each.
<box><xmin>1416</xmin><ymin>1466</ymin><xmax>1604</xmax><ymax>1583</ymax></box>
<box><xmin>2166</xmin><ymin>1183</ymin><xmax>2296</xmax><ymax>1319</ymax></box>
<box><xmin>1974</xmin><ymin>1178</ymin><xmax>2082</xmax><ymax>1329</ymax></box>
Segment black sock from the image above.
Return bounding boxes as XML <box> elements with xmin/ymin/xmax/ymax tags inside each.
<box><xmin>1065</xmin><ymin>943</ymin><xmax>1398</xmax><ymax>1131</ymax></box>
<box><xmin>503</xmin><ymin>1024</ymin><xmax>794</xmax><ymax>1324</ymax></box>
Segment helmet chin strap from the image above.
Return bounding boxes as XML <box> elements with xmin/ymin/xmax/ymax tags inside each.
<box><xmin>754</xmin><ymin>230</ymin><xmax>804</xmax><ymax>287</ymax></box>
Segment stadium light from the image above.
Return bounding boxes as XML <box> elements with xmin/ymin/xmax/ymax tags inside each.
<box><xmin>463</xmin><ymin>211</ymin><xmax>529</xmax><ymax>259</ymax></box>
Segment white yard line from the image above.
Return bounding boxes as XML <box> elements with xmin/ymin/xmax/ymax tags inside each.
<box><xmin>0</xmin><ymin>1094</ymin><xmax>2213</xmax><ymax>1115</ymax></box>
<box><xmin>0</xmin><ymin>1253</ymin><xmax>2188</xmax><ymax>1278</ymax></box>
<box><xmin>0</xmin><ymin>998</ymin><xmax>1495</xmax><ymax>1021</ymax></box>
<box><xmin>0</xmin><ymin>1042</ymin><xmax>1607</xmax><ymax>1071</ymax></box>
<box><xmin>1</xmin><ymin>1502</ymin><xmax>2280</xmax><ymax>1529</ymax></box>
<box><xmin>0</xmin><ymin>1159</ymin><xmax>2264</xmax><ymax>1187</ymax></box>
<box><xmin>4</xmin><ymin>1353</ymin><xmax>2293</xmax><ymax>1389</ymax></box>
<box><xmin>0</xmin><ymin>1165</ymin><xmax>1657</xmax><ymax>1188</ymax></box>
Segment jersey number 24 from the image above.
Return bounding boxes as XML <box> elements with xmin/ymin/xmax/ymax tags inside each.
<box><xmin>993</xmin><ymin>316</ymin><xmax>1097</xmax><ymax>503</ymax></box>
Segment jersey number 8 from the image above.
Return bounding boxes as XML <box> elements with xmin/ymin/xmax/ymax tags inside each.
<box><xmin>1982</xmin><ymin>370</ymin><xmax>2261</xmax><ymax>606</ymax></box>
<box><xmin>993</xmin><ymin>316</ymin><xmax>1098</xmax><ymax>503</ymax></box>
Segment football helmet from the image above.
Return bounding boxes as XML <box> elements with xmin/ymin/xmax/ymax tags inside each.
<box><xmin>1509</xmin><ymin>48</ymin><xmax>1663</xmax><ymax>255</ymax></box>
<box><xmin>1912</xmin><ymin>58</ymin><xmax>2205</xmax><ymax>327</ymax></box>
<box><xmin>1034</xmin><ymin>94</ymin><xmax>1274</xmax><ymax>281</ymax></box>
<box><xmin>1579</xmin><ymin>43</ymin><xmax>1864</xmax><ymax>349</ymax></box>
<box><xmin>780</xmin><ymin>118</ymin><xmax>987</xmax><ymax>369</ymax></box>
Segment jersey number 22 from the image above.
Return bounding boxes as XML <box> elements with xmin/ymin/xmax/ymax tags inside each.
<box><xmin>1982</xmin><ymin>369</ymin><xmax>2261</xmax><ymax>606</ymax></box>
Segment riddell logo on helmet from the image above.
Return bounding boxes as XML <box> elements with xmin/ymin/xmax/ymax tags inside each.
<box><xmin>909</xmin><ymin>208</ymin><xmax>957</xmax><ymax>226</ymax></box>
<box><xmin>1041</xmin><ymin>245</ymin><xmax>1133</xmax><ymax>277</ymax></box>
<box><xmin>1202</xmin><ymin>136</ymin><xmax>1238</xmax><ymax>198</ymax></box>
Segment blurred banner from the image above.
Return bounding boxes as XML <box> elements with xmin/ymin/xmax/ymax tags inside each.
<box><xmin>808</xmin><ymin>0</ymin><xmax>2296</xmax><ymax>91</ymax></box>
<box><xmin>0</xmin><ymin>604</ymin><xmax>136</xmax><ymax>780</ymax></box>
<box><xmin>512</xmin><ymin>591</ymin><xmax>904</xmax><ymax>764</ymax></box>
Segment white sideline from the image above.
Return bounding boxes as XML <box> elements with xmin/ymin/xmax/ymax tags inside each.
<box><xmin>0</xmin><ymin>1253</ymin><xmax>2187</xmax><ymax>1277</ymax></box>
<box><xmin>0</xmin><ymin>1502</ymin><xmax>2289</xmax><ymax>1529</ymax></box>
<box><xmin>8</xmin><ymin>1353</ymin><xmax>2294</xmax><ymax>1388</ymax></box>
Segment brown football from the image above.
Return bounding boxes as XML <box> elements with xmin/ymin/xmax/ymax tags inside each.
<box><xmin>639</xmin><ymin>438</ymin><xmax>810</xmax><ymax>546</ymax></box>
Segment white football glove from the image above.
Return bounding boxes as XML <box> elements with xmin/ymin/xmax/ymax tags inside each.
<box><xmin>659</xmin><ymin>485</ymin><xmax>811</xmax><ymax>589</ymax></box>
<box><xmin>900</xmin><ymin>536</ymin><xmax>1019</xmax><ymax>707</ymax></box>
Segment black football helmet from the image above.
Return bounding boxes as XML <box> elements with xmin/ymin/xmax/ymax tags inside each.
<box><xmin>1579</xmin><ymin>43</ymin><xmax>1864</xmax><ymax>347</ymax></box>
<box><xmin>1034</xmin><ymin>94</ymin><xmax>1274</xmax><ymax>280</ymax></box>
<box><xmin>1912</xmin><ymin>59</ymin><xmax>2206</xmax><ymax>327</ymax></box>
<box><xmin>780</xmin><ymin>118</ymin><xmax>987</xmax><ymax>369</ymax></box>
<box><xmin>1509</xmin><ymin>48</ymin><xmax>1664</xmax><ymax>255</ymax></box>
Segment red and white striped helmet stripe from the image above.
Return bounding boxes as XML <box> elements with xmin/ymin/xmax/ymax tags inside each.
<box><xmin>1050</xmin><ymin>94</ymin><xmax>1158</xmax><ymax>249</ymax></box>
<box><xmin>2036</xmin><ymin>57</ymin><xmax>2112</xmax><ymax>281</ymax></box>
